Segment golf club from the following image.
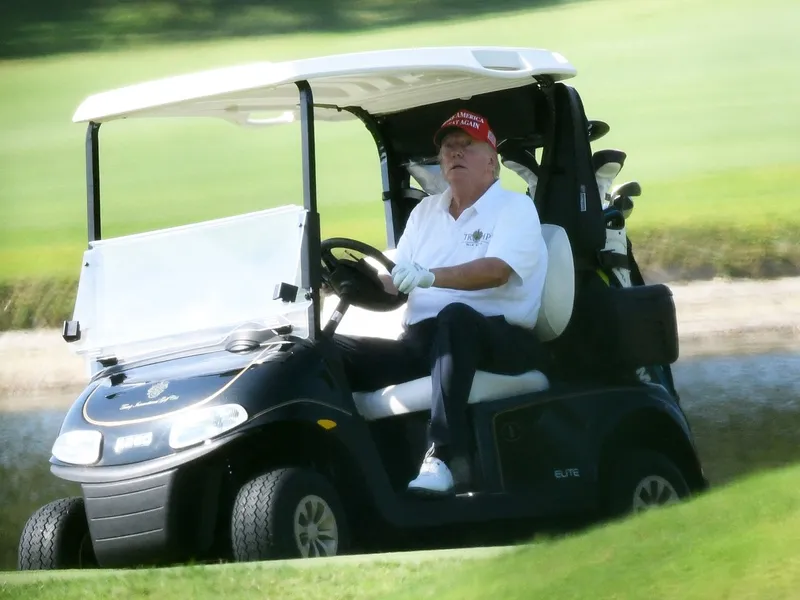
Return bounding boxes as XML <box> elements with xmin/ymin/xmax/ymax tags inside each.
<box><xmin>592</xmin><ymin>149</ymin><xmax>626</xmax><ymax>207</ymax></box>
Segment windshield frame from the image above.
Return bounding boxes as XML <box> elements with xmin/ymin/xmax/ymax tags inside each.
<box><xmin>77</xmin><ymin>80</ymin><xmax>324</xmax><ymax>352</ymax></box>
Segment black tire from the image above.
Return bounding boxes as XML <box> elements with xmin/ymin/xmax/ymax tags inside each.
<box><xmin>603</xmin><ymin>448</ymin><xmax>691</xmax><ymax>518</ymax></box>
<box><xmin>18</xmin><ymin>497</ymin><xmax>96</xmax><ymax>570</ymax></box>
<box><xmin>230</xmin><ymin>467</ymin><xmax>350</xmax><ymax>562</ymax></box>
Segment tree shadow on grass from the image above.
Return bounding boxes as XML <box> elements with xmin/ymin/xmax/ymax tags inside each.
<box><xmin>1</xmin><ymin>0</ymin><xmax>586</xmax><ymax>60</ymax></box>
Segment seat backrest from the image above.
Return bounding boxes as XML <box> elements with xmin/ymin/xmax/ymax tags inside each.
<box><xmin>534</xmin><ymin>223</ymin><xmax>575</xmax><ymax>342</ymax></box>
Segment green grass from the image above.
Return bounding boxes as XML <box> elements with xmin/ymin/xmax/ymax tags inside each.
<box><xmin>3</xmin><ymin>463</ymin><xmax>800</xmax><ymax>599</ymax></box>
<box><xmin>628</xmin><ymin>164</ymin><xmax>800</xmax><ymax>279</ymax></box>
<box><xmin>1</xmin><ymin>547</ymin><xmax>508</xmax><ymax>598</ymax></box>
<box><xmin>390</xmin><ymin>466</ymin><xmax>800</xmax><ymax>600</ymax></box>
<box><xmin>1</xmin><ymin>0</ymin><xmax>799</xmax><ymax>285</ymax></box>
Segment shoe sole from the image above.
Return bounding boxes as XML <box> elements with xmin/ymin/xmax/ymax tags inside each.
<box><xmin>407</xmin><ymin>486</ymin><xmax>455</xmax><ymax>498</ymax></box>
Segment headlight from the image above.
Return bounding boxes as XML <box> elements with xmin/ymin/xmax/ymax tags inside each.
<box><xmin>169</xmin><ymin>403</ymin><xmax>248</xmax><ymax>450</ymax></box>
<box><xmin>52</xmin><ymin>430</ymin><xmax>103</xmax><ymax>465</ymax></box>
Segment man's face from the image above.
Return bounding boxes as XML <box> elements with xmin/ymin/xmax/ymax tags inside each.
<box><xmin>438</xmin><ymin>129</ymin><xmax>495</xmax><ymax>186</ymax></box>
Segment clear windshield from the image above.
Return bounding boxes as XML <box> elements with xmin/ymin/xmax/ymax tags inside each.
<box><xmin>68</xmin><ymin>204</ymin><xmax>310</xmax><ymax>368</ymax></box>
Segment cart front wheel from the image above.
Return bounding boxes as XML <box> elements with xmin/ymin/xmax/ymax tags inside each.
<box><xmin>231</xmin><ymin>467</ymin><xmax>350</xmax><ymax>561</ymax></box>
<box><xmin>18</xmin><ymin>497</ymin><xmax>96</xmax><ymax>570</ymax></box>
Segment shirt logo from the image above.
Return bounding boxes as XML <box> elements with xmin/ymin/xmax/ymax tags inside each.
<box><xmin>463</xmin><ymin>229</ymin><xmax>492</xmax><ymax>247</ymax></box>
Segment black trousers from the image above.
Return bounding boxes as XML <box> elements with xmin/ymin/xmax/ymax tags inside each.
<box><xmin>333</xmin><ymin>302</ymin><xmax>551</xmax><ymax>461</ymax></box>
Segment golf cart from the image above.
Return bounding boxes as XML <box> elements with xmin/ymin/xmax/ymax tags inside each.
<box><xmin>18</xmin><ymin>46</ymin><xmax>707</xmax><ymax>570</ymax></box>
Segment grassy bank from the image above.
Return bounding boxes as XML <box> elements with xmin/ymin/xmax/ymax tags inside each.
<box><xmin>3</xmin><ymin>462</ymin><xmax>800</xmax><ymax>599</ymax></box>
<box><xmin>389</xmin><ymin>465</ymin><xmax>800</xmax><ymax>600</ymax></box>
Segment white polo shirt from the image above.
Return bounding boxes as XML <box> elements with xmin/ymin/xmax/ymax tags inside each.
<box><xmin>393</xmin><ymin>180</ymin><xmax>548</xmax><ymax>329</ymax></box>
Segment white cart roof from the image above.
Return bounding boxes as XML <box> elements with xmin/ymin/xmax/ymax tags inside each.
<box><xmin>72</xmin><ymin>46</ymin><xmax>576</xmax><ymax>125</ymax></box>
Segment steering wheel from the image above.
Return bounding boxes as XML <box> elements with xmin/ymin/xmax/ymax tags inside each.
<box><xmin>319</xmin><ymin>237</ymin><xmax>408</xmax><ymax>335</ymax></box>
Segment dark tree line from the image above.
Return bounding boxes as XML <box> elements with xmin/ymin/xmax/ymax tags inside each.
<box><xmin>1</xmin><ymin>0</ymin><xmax>577</xmax><ymax>59</ymax></box>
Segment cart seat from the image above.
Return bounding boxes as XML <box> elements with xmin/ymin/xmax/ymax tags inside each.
<box><xmin>352</xmin><ymin>223</ymin><xmax>574</xmax><ymax>421</ymax></box>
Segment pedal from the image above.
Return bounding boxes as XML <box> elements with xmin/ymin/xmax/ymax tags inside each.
<box><xmin>406</xmin><ymin>487</ymin><xmax>456</xmax><ymax>500</ymax></box>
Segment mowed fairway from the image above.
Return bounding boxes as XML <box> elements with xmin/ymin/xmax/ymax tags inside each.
<box><xmin>1</xmin><ymin>0</ymin><xmax>799</xmax><ymax>282</ymax></box>
<box><xmin>4</xmin><ymin>464</ymin><xmax>800</xmax><ymax>599</ymax></box>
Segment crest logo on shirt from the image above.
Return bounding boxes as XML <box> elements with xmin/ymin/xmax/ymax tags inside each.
<box><xmin>463</xmin><ymin>229</ymin><xmax>492</xmax><ymax>247</ymax></box>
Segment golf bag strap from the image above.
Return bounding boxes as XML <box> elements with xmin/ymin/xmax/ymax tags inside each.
<box><xmin>597</xmin><ymin>250</ymin><xmax>629</xmax><ymax>270</ymax></box>
<box><xmin>536</xmin><ymin>83</ymin><xmax>605</xmax><ymax>266</ymax></box>
<box><xmin>568</xmin><ymin>86</ymin><xmax>605</xmax><ymax>258</ymax></box>
<box><xmin>626</xmin><ymin>237</ymin><xmax>646</xmax><ymax>287</ymax></box>
<box><xmin>532</xmin><ymin>85</ymin><xmax>556</xmax><ymax>214</ymax></box>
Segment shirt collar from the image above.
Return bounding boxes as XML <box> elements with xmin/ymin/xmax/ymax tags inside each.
<box><xmin>436</xmin><ymin>179</ymin><xmax>502</xmax><ymax>215</ymax></box>
<box><xmin>471</xmin><ymin>179</ymin><xmax>503</xmax><ymax>214</ymax></box>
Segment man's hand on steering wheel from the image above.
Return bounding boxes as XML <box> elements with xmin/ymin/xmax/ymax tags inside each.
<box><xmin>391</xmin><ymin>262</ymin><xmax>436</xmax><ymax>294</ymax></box>
<box><xmin>319</xmin><ymin>237</ymin><xmax>408</xmax><ymax>316</ymax></box>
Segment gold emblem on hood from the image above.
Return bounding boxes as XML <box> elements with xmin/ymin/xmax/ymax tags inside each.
<box><xmin>147</xmin><ymin>381</ymin><xmax>169</xmax><ymax>399</ymax></box>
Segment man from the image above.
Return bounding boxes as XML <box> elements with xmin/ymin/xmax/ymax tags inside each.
<box><xmin>332</xmin><ymin>109</ymin><xmax>550</xmax><ymax>496</ymax></box>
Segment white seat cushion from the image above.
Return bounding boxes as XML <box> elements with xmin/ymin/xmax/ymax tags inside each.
<box><xmin>338</xmin><ymin>224</ymin><xmax>573</xmax><ymax>421</ymax></box>
<box><xmin>352</xmin><ymin>369</ymin><xmax>549</xmax><ymax>421</ymax></box>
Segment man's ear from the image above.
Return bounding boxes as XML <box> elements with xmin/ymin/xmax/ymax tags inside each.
<box><xmin>489</xmin><ymin>149</ymin><xmax>500</xmax><ymax>173</ymax></box>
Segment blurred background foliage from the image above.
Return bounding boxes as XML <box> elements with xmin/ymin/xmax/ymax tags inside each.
<box><xmin>1</xmin><ymin>0</ymin><xmax>577</xmax><ymax>59</ymax></box>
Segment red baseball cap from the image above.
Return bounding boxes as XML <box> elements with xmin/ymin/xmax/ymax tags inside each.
<box><xmin>433</xmin><ymin>110</ymin><xmax>497</xmax><ymax>150</ymax></box>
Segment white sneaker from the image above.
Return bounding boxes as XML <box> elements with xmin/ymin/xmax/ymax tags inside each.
<box><xmin>407</xmin><ymin>455</ymin><xmax>455</xmax><ymax>495</ymax></box>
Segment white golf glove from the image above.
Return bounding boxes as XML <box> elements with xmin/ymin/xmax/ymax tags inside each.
<box><xmin>391</xmin><ymin>262</ymin><xmax>435</xmax><ymax>294</ymax></box>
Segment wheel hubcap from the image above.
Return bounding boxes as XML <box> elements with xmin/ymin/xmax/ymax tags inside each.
<box><xmin>632</xmin><ymin>475</ymin><xmax>679</xmax><ymax>513</ymax></box>
<box><xmin>293</xmin><ymin>495</ymin><xmax>338</xmax><ymax>558</ymax></box>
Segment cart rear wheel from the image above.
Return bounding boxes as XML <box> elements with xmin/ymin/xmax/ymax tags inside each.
<box><xmin>231</xmin><ymin>467</ymin><xmax>350</xmax><ymax>561</ymax></box>
<box><xmin>18</xmin><ymin>497</ymin><xmax>96</xmax><ymax>570</ymax></box>
<box><xmin>603</xmin><ymin>449</ymin><xmax>691</xmax><ymax>518</ymax></box>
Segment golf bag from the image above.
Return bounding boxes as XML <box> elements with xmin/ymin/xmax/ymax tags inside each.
<box><xmin>524</xmin><ymin>84</ymin><xmax>679</xmax><ymax>391</ymax></box>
